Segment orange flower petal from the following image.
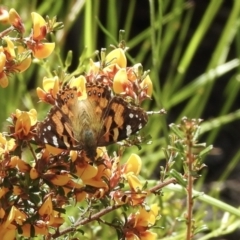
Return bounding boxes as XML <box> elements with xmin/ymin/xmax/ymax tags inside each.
<box><xmin>124</xmin><ymin>154</ymin><xmax>142</xmax><ymax>175</ymax></box>
<box><xmin>32</xmin><ymin>42</ymin><xmax>55</xmax><ymax>59</ymax></box>
<box><xmin>38</xmin><ymin>196</ymin><xmax>52</xmax><ymax>216</ymax></box>
<box><xmin>15</xmin><ymin>112</ymin><xmax>31</xmax><ymax>136</ymax></box>
<box><xmin>36</xmin><ymin>87</ymin><xmax>47</xmax><ymax>101</ymax></box>
<box><xmin>15</xmin><ymin>56</ymin><xmax>31</xmax><ymax>73</ymax></box>
<box><xmin>1</xmin><ymin>228</ymin><xmax>16</xmax><ymax>240</ymax></box>
<box><xmin>75</xmin><ymin>164</ymin><xmax>98</xmax><ymax>180</ymax></box>
<box><xmin>136</xmin><ymin>204</ymin><xmax>160</xmax><ymax>227</ymax></box>
<box><xmin>0</xmin><ymin>52</ymin><xmax>6</xmax><ymax>72</ymax></box>
<box><xmin>49</xmin><ymin>172</ymin><xmax>70</xmax><ymax>186</ymax></box>
<box><xmin>7</xmin><ymin>206</ymin><xmax>27</xmax><ymax>225</ymax></box>
<box><xmin>9</xmin><ymin>8</ymin><xmax>24</xmax><ymax>33</ymax></box>
<box><xmin>113</xmin><ymin>68</ymin><xmax>131</xmax><ymax>94</ymax></box>
<box><xmin>140</xmin><ymin>231</ymin><xmax>157</xmax><ymax>240</ymax></box>
<box><xmin>28</xmin><ymin>109</ymin><xmax>38</xmax><ymax>125</ymax></box>
<box><xmin>3</xmin><ymin>36</ymin><xmax>15</xmax><ymax>59</ymax></box>
<box><xmin>140</xmin><ymin>75</ymin><xmax>153</xmax><ymax>97</ymax></box>
<box><xmin>88</xmin><ymin>58</ymin><xmax>100</xmax><ymax>74</ymax></box>
<box><xmin>42</xmin><ymin>75</ymin><xmax>59</xmax><ymax>98</ymax></box>
<box><xmin>105</xmin><ymin>48</ymin><xmax>127</xmax><ymax>68</ymax></box>
<box><xmin>30</xmin><ymin>167</ymin><xmax>39</xmax><ymax>179</ymax></box>
<box><xmin>16</xmin><ymin>158</ymin><xmax>31</xmax><ymax>172</ymax></box>
<box><xmin>0</xmin><ymin>8</ymin><xmax>9</xmax><ymax>24</ymax></box>
<box><xmin>69</xmin><ymin>75</ymin><xmax>87</xmax><ymax>100</ymax></box>
<box><xmin>45</xmin><ymin>144</ymin><xmax>64</xmax><ymax>155</ymax></box>
<box><xmin>126</xmin><ymin>174</ymin><xmax>142</xmax><ymax>191</ymax></box>
<box><xmin>31</xmin><ymin>12</ymin><xmax>47</xmax><ymax>41</ymax></box>
<box><xmin>75</xmin><ymin>191</ymin><xmax>87</xmax><ymax>202</ymax></box>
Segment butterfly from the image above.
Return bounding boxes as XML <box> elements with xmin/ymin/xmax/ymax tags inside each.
<box><xmin>37</xmin><ymin>83</ymin><xmax>148</xmax><ymax>161</ymax></box>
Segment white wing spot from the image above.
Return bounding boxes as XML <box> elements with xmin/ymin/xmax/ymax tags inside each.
<box><xmin>52</xmin><ymin>136</ymin><xmax>59</xmax><ymax>147</ymax></box>
<box><xmin>138</xmin><ymin>123</ymin><xmax>142</xmax><ymax>129</ymax></box>
<box><xmin>126</xmin><ymin>125</ymin><xmax>132</xmax><ymax>136</ymax></box>
<box><xmin>129</xmin><ymin>113</ymin><xmax>134</xmax><ymax>118</ymax></box>
<box><xmin>47</xmin><ymin>126</ymin><xmax>51</xmax><ymax>131</ymax></box>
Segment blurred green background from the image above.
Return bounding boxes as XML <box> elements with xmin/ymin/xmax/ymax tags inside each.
<box><xmin>1</xmin><ymin>1</ymin><xmax>240</xmax><ymax>239</ymax></box>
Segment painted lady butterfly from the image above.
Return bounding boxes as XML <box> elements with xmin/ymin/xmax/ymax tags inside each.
<box><xmin>37</xmin><ymin>83</ymin><xmax>148</xmax><ymax>161</ymax></box>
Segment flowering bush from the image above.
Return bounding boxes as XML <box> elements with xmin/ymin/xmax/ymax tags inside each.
<box><xmin>0</xmin><ymin>7</ymin><xmax>210</xmax><ymax>240</ymax></box>
<box><xmin>0</xmin><ymin>8</ymin><xmax>162</xmax><ymax>240</ymax></box>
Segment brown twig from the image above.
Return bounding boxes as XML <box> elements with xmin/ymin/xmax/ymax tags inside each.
<box><xmin>186</xmin><ymin>147</ymin><xmax>194</xmax><ymax>240</ymax></box>
<box><xmin>149</xmin><ymin>177</ymin><xmax>177</xmax><ymax>193</ymax></box>
<box><xmin>51</xmin><ymin>205</ymin><xmax>121</xmax><ymax>238</ymax></box>
<box><xmin>0</xmin><ymin>26</ymin><xmax>15</xmax><ymax>38</ymax></box>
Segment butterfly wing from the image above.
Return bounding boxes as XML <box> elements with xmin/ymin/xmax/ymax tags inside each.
<box><xmin>97</xmin><ymin>96</ymin><xmax>148</xmax><ymax>146</ymax></box>
<box><xmin>37</xmin><ymin>87</ymin><xmax>80</xmax><ymax>150</ymax></box>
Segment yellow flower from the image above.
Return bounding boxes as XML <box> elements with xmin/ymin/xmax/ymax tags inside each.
<box><xmin>3</xmin><ymin>36</ymin><xmax>15</xmax><ymax>60</ymax></box>
<box><xmin>10</xmin><ymin>156</ymin><xmax>31</xmax><ymax>172</ymax></box>
<box><xmin>0</xmin><ymin>52</ymin><xmax>8</xmax><ymax>88</ymax></box>
<box><xmin>30</xmin><ymin>167</ymin><xmax>39</xmax><ymax>179</ymax></box>
<box><xmin>88</xmin><ymin>58</ymin><xmax>101</xmax><ymax>74</ymax></box>
<box><xmin>14</xmin><ymin>109</ymin><xmax>37</xmax><ymax>138</ymax></box>
<box><xmin>63</xmin><ymin>180</ymin><xmax>85</xmax><ymax>201</ymax></box>
<box><xmin>75</xmin><ymin>162</ymin><xmax>98</xmax><ymax>181</ymax></box>
<box><xmin>31</xmin><ymin>42</ymin><xmax>55</xmax><ymax>59</ymax></box>
<box><xmin>44</xmin><ymin>171</ymin><xmax>70</xmax><ymax>186</ymax></box>
<box><xmin>38</xmin><ymin>196</ymin><xmax>52</xmax><ymax>216</ymax></box>
<box><xmin>16</xmin><ymin>109</ymin><xmax>37</xmax><ymax>126</ymax></box>
<box><xmin>69</xmin><ymin>75</ymin><xmax>87</xmax><ymax>100</ymax></box>
<box><xmin>0</xmin><ymin>8</ymin><xmax>9</xmax><ymax>24</ymax></box>
<box><xmin>83</xmin><ymin>164</ymin><xmax>110</xmax><ymax>189</ymax></box>
<box><xmin>0</xmin><ymin>227</ymin><xmax>16</xmax><ymax>240</ymax></box>
<box><xmin>113</xmin><ymin>68</ymin><xmax>132</xmax><ymax>94</ymax></box>
<box><xmin>42</xmin><ymin>75</ymin><xmax>60</xmax><ymax>98</ymax></box>
<box><xmin>125</xmin><ymin>204</ymin><xmax>160</xmax><ymax>240</ymax></box>
<box><xmin>36</xmin><ymin>75</ymin><xmax>60</xmax><ymax>104</ymax></box>
<box><xmin>31</xmin><ymin>12</ymin><xmax>47</xmax><ymax>41</ymax></box>
<box><xmin>139</xmin><ymin>231</ymin><xmax>157</xmax><ymax>240</ymax></box>
<box><xmin>38</xmin><ymin>197</ymin><xmax>64</xmax><ymax>228</ymax></box>
<box><xmin>105</xmin><ymin>48</ymin><xmax>127</xmax><ymax>68</ymax></box>
<box><xmin>4</xmin><ymin>206</ymin><xmax>27</xmax><ymax>226</ymax></box>
<box><xmin>0</xmin><ymin>133</ymin><xmax>16</xmax><ymax>154</ymax></box>
<box><xmin>140</xmin><ymin>75</ymin><xmax>153</xmax><ymax>97</ymax></box>
<box><xmin>134</xmin><ymin>204</ymin><xmax>160</xmax><ymax>227</ymax></box>
<box><xmin>75</xmin><ymin>191</ymin><xmax>87</xmax><ymax>202</ymax></box>
<box><xmin>0</xmin><ymin>51</ymin><xmax>6</xmax><ymax>71</ymax></box>
<box><xmin>9</xmin><ymin>8</ymin><xmax>24</xmax><ymax>33</ymax></box>
<box><xmin>15</xmin><ymin>56</ymin><xmax>32</xmax><ymax>73</ymax></box>
<box><xmin>123</xmin><ymin>154</ymin><xmax>142</xmax><ymax>175</ymax></box>
<box><xmin>47</xmin><ymin>211</ymin><xmax>64</xmax><ymax>227</ymax></box>
<box><xmin>45</xmin><ymin>144</ymin><xmax>64</xmax><ymax>155</ymax></box>
<box><xmin>127</xmin><ymin>63</ymin><xmax>143</xmax><ymax>81</ymax></box>
<box><xmin>69</xmin><ymin>150</ymin><xmax>78</xmax><ymax>162</ymax></box>
<box><xmin>122</xmin><ymin>154</ymin><xmax>143</xmax><ymax>191</ymax></box>
<box><xmin>64</xmin><ymin>180</ymin><xmax>84</xmax><ymax>192</ymax></box>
